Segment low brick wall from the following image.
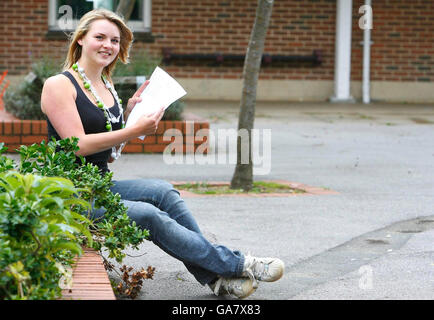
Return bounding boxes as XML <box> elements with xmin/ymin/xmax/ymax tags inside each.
<box><xmin>61</xmin><ymin>247</ymin><xmax>116</xmax><ymax>300</ymax></box>
<box><xmin>0</xmin><ymin>119</ymin><xmax>209</xmax><ymax>154</ymax></box>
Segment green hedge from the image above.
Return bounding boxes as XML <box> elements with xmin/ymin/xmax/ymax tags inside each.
<box><xmin>0</xmin><ymin>138</ymin><xmax>149</xmax><ymax>299</ymax></box>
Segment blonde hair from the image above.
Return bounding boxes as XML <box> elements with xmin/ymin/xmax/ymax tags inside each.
<box><xmin>63</xmin><ymin>8</ymin><xmax>133</xmax><ymax>80</ymax></box>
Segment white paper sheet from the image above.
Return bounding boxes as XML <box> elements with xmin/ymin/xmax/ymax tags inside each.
<box><xmin>125</xmin><ymin>66</ymin><xmax>187</xmax><ymax>139</ymax></box>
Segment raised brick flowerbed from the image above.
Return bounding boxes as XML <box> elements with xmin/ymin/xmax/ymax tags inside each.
<box><xmin>0</xmin><ymin>116</ymin><xmax>209</xmax><ymax>154</ymax></box>
<box><xmin>60</xmin><ymin>247</ymin><xmax>116</xmax><ymax>300</ymax></box>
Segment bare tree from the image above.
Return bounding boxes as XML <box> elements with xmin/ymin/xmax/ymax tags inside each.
<box><xmin>230</xmin><ymin>0</ymin><xmax>274</xmax><ymax>191</ymax></box>
<box><xmin>116</xmin><ymin>0</ymin><xmax>136</xmax><ymax>22</ymax></box>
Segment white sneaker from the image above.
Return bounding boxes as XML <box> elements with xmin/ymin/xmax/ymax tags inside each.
<box><xmin>242</xmin><ymin>254</ymin><xmax>285</xmax><ymax>286</ymax></box>
<box><xmin>209</xmin><ymin>277</ymin><xmax>257</xmax><ymax>299</ymax></box>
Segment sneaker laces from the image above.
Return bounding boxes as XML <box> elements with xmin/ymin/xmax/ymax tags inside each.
<box><xmin>243</xmin><ymin>252</ymin><xmax>260</xmax><ymax>288</ymax></box>
<box><xmin>213</xmin><ymin>277</ymin><xmax>223</xmax><ymax>296</ymax></box>
<box><xmin>212</xmin><ymin>277</ymin><xmax>250</xmax><ymax>299</ymax></box>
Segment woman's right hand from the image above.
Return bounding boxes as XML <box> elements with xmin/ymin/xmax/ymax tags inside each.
<box><xmin>134</xmin><ymin>106</ymin><xmax>165</xmax><ymax>136</ymax></box>
<box><xmin>124</xmin><ymin>80</ymin><xmax>150</xmax><ymax>121</ymax></box>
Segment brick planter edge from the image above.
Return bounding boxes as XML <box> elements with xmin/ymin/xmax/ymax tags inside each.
<box><xmin>60</xmin><ymin>247</ymin><xmax>116</xmax><ymax>300</ymax></box>
<box><xmin>0</xmin><ymin>119</ymin><xmax>210</xmax><ymax>154</ymax></box>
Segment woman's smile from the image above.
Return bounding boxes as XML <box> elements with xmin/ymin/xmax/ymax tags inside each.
<box><xmin>98</xmin><ymin>50</ymin><xmax>112</xmax><ymax>57</ymax></box>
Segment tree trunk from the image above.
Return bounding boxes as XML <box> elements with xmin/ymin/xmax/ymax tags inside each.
<box><xmin>116</xmin><ymin>0</ymin><xmax>136</xmax><ymax>22</ymax></box>
<box><xmin>230</xmin><ymin>0</ymin><xmax>274</xmax><ymax>191</ymax></box>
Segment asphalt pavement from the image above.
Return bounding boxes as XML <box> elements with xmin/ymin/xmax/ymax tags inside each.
<box><xmin>104</xmin><ymin>101</ymin><xmax>434</xmax><ymax>300</ymax></box>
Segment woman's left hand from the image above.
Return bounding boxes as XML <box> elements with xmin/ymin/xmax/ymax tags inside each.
<box><xmin>124</xmin><ymin>80</ymin><xmax>150</xmax><ymax>121</ymax></box>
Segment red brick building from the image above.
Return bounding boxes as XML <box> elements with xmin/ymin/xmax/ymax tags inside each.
<box><xmin>1</xmin><ymin>0</ymin><xmax>433</xmax><ymax>102</ymax></box>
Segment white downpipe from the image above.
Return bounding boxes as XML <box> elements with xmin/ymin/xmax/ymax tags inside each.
<box><xmin>362</xmin><ymin>0</ymin><xmax>372</xmax><ymax>104</ymax></box>
<box><xmin>331</xmin><ymin>0</ymin><xmax>354</xmax><ymax>102</ymax></box>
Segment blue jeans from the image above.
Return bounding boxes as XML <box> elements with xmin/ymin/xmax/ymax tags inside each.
<box><xmin>91</xmin><ymin>179</ymin><xmax>245</xmax><ymax>286</ymax></box>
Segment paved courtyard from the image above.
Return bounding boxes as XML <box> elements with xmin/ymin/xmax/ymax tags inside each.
<box><xmin>105</xmin><ymin>101</ymin><xmax>434</xmax><ymax>300</ymax></box>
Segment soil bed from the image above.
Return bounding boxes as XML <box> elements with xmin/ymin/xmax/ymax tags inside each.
<box><xmin>176</xmin><ymin>181</ymin><xmax>306</xmax><ymax>195</ymax></box>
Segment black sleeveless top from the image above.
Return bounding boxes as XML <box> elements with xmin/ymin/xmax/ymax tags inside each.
<box><xmin>47</xmin><ymin>71</ymin><xmax>122</xmax><ymax>175</ymax></box>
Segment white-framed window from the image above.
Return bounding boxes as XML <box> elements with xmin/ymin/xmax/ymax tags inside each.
<box><xmin>48</xmin><ymin>0</ymin><xmax>151</xmax><ymax>32</ymax></box>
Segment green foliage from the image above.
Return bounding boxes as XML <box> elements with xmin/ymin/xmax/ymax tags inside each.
<box><xmin>113</xmin><ymin>50</ymin><xmax>162</xmax><ymax>77</ymax></box>
<box><xmin>4</xmin><ymin>57</ymin><xmax>62</xmax><ymax>120</ymax></box>
<box><xmin>0</xmin><ymin>138</ymin><xmax>149</xmax><ymax>299</ymax></box>
<box><xmin>0</xmin><ymin>170</ymin><xmax>91</xmax><ymax>299</ymax></box>
<box><xmin>162</xmin><ymin>100</ymin><xmax>185</xmax><ymax>121</ymax></box>
<box><xmin>15</xmin><ymin>138</ymin><xmax>149</xmax><ymax>260</ymax></box>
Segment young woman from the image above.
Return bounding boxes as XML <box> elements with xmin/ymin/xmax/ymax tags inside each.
<box><xmin>41</xmin><ymin>8</ymin><xmax>284</xmax><ymax>299</ymax></box>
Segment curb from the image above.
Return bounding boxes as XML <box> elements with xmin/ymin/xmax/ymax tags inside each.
<box><xmin>171</xmin><ymin>180</ymin><xmax>339</xmax><ymax>198</ymax></box>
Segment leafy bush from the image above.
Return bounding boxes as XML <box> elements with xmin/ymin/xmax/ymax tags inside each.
<box><xmin>113</xmin><ymin>50</ymin><xmax>162</xmax><ymax>77</ymax></box>
<box><xmin>16</xmin><ymin>138</ymin><xmax>149</xmax><ymax>261</ymax></box>
<box><xmin>161</xmin><ymin>100</ymin><xmax>185</xmax><ymax>121</ymax></box>
<box><xmin>4</xmin><ymin>58</ymin><xmax>61</xmax><ymax>120</ymax></box>
<box><xmin>0</xmin><ymin>138</ymin><xmax>150</xmax><ymax>299</ymax></box>
<box><xmin>0</xmin><ymin>170</ymin><xmax>92</xmax><ymax>299</ymax></box>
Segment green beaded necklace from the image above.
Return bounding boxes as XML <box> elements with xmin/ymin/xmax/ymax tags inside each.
<box><xmin>72</xmin><ymin>62</ymin><xmax>126</xmax><ymax>159</ymax></box>
<box><xmin>72</xmin><ymin>62</ymin><xmax>125</xmax><ymax>131</ymax></box>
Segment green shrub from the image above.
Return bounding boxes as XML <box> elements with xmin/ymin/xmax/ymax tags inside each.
<box><xmin>113</xmin><ymin>50</ymin><xmax>162</xmax><ymax>77</ymax></box>
<box><xmin>0</xmin><ymin>138</ymin><xmax>150</xmax><ymax>299</ymax></box>
<box><xmin>0</xmin><ymin>170</ymin><xmax>92</xmax><ymax>299</ymax></box>
<box><xmin>15</xmin><ymin>138</ymin><xmax>149</xmax><ymax>261</ymax></box>
<box><xmin>4</xmin><ymin>58</ymin><xmax>61</xmax><ymax>120</ymax></box>
<box><xmin>162</xmin><ymin>100</ymin><xmax>185</xmax><ymax>121</ymax></box>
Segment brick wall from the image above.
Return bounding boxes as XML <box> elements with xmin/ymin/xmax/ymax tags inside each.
<box><xmin>145</xmin><ymin>0</ymin><xmax>336</xmax><ymax>80</ymax></box>
<box><xmin>0</xmin><ymin>0</ymin><xmax>68</xmax><ymax>75</ymax></box>
<box><xmin>352</xmin><ymin>0</ymin><xmax>434</xmax><ymax>82</ymax></box>
<box><xmin>1</xmin><ymin>0</ymin><xmax>433</xmax><ymax>82</ymax></box>
<box><xmin>0</xmin><ymin>119</ymin><xmax>210</xmax><ymax>153</ymax></box>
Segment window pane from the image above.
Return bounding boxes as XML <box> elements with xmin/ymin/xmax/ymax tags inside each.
<box><xmin>57</xmin><ymin>0</ymin><xmax>94</xmax><ymax>20</ymax></box>
<box><xmin>113</xmin><ymin>0</ymin><xmax>142</xmax><ymax>21</ymax></box>
<box><xmin>94</xmin><ymin>0</ymin><xmax>114</xmax><ymax>10</ymax></box>
<box><xmin>57</xmin><ymin>0</ymin><xmax>142</xmax><ymax>21</ymax></box>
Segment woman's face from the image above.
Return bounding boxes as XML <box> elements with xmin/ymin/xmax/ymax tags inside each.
<box><xmin>78</xmin><ymin>19</ymin><xmax>121</xmax><ymax>68</ymax></box>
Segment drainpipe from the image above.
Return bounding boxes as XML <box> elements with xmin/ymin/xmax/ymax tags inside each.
<box><xmin>362</xmin><ymin>0</ymin><xmax>373</xmax><ymax>104</ymax></box>
<box><xmin>331</xmin><ymin>0</ymin><xmax>354</xmax><ymax>103</ymax></box>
